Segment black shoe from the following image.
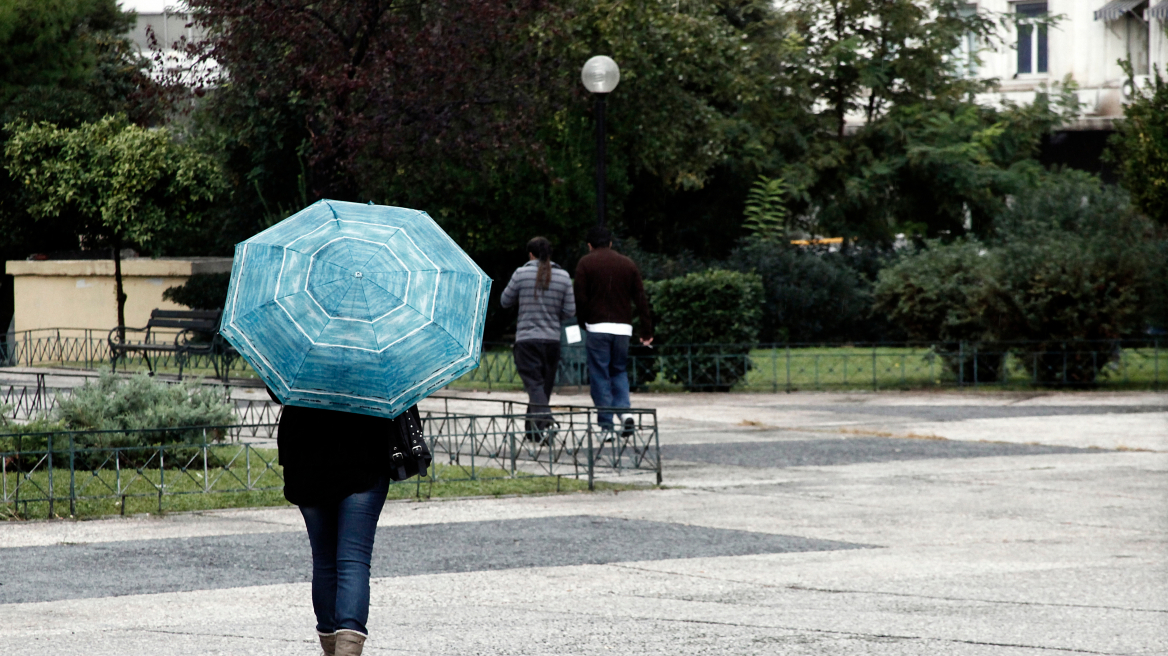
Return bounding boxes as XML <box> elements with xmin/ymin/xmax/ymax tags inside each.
<box><xmin>621</xmin><ymin>414</ymin><xmax>636</xmax><ymax>438</ymax></box>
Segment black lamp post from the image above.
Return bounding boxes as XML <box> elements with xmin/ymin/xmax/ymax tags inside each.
<box><xmin>581</xmin><ymin>56</ymin><xmax>620</xmax><ymax>228</ymax></box>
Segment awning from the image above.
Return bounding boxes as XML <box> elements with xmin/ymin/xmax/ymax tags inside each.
<box><xmin>1094</xmin><ymin>0</ymin><xmax>1145</xmax><ymax>20</ymax></box>
<box><xmin>1149</xmin><ymin>1</ymin><xmax>1168</xmax><ymax>19</ymax></box>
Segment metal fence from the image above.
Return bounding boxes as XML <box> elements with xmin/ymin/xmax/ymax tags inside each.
<box><xmin>1</xmin><ymin>398</ymin><xmax>660</xmax><ymax>519</ymax></box>
<box><xmin>0</xmin><ymin>328</ymin><xmax>241</xmax><ymax>378</ymax></box>
<box><xmin>420</xmin><ymin>395</ymin><xmax>660</xmax><ymax>489</ymax></box>
<box><xmin>0</xmin><ymin>424</ymin><xmax>283</xmax><ymax>519</ymax></box>
<box><xmin>5</xmin><ymin>330</ymin><xmax>1162</xmax><ymax>390</ymax></box>
<box><xmin>458</xmin><ymin>339</ymin><xmax>1165</xmax><ymax>390</ymax></box>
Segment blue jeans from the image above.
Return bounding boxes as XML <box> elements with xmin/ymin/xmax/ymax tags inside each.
<box><xmin>586</xmin><ymin>331</ymin><xmax>630</xmax><ymax>428</ymax></box>
<box><xmin>299</xmin><ymin>475</ymin><xmax>390</xmax><ymax>635</ymax></box>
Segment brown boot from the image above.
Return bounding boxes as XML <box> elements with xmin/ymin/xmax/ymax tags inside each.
<box><xmin>317</xmin><ymin>631</ymin><xmax>337</xmax><ymax>656</ymax></box>
<box><xmin>334</xmin><ymin>629</ymin><xmax>366</xmax><ymax>656</ymax></box>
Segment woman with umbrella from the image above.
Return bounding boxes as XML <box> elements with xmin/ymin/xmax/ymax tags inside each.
<box><xmin>220</xmin><ymin>200</ymin><xmax>489</xmax><ymax>656</ymax></box>
<box><xmin>274</xmin><ymin>394</ymin><xmax>428</xmax><ymax>656</ymax></box>
<box><xmin>500</xmin><ymin>236</ymin><xmax>576</xmax><ymax>438</ymax></box>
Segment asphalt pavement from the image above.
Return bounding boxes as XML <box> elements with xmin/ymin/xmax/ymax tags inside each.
<box><xmin>1</xmin><ymin>389</ymin><xmax>1165</xmax><ymax>655</ymax></box>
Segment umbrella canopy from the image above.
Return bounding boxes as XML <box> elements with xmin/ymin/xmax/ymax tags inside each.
<box><xmin>220</xmin><ymin>200</ymin><xmax>491</xmax><ymax>418</ymax></box>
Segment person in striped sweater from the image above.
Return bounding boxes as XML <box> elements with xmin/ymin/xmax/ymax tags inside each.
<box><xmin>500</xmin><ymin>237</ymin><xmax>576</xmax><ymax>437</ymax></box>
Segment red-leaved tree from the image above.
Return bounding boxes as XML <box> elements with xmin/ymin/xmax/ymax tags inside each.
<box><xmin>182</xmin><ymin>0</ymin><xmax>565</xmax><ymax>206</ymax></box>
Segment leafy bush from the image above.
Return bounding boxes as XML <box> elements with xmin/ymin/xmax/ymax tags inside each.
<box><xmin>873</xmin><ymin>239</ymin><xmax>1002</xmax><ymax>382</ymax></box>
<box><xmin>1</xmin><ymin>373</ymin><xmax>236</xmax><ymax>468</ymax></box>
<box><xmin>874</xmin><ymin>239</ymin><xmax>993</xmax><ymax>343</ymax></box>
<box><xmin>730</xmin><ymin>238</ymin><xmax>873</xmax><ymax>343</ymax></box>
<box><xmin>163</xmin><ymin>272</ymin><xmax>231</xmax><ymax>310</ymax></box>
<box><xmin>646</xmin><ymin>269</ymin><xmax>763</xmax><ymax>390</ymax></box>
<box><xmin>874</xmin><ymin>170</ymin><xmax>1160</xmax><ymax>385</ymax></box>
<box><xmin>986</xmin><ymin>172</ymin><xmax>1157</xmax><ymax>383</ymax></box>
<box><xmin>621</xmin><ymin>237</ymin><xmax>708</xmax><ymax>282</ymax></box>
<box><xmin>56</xmin><ymin>373</ymin><xmax>235</xmax><ymax>437</ymax></box>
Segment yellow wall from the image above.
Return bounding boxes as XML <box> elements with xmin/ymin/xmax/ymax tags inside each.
<box><xmin>6</xmin><ymin>258</ymin><xmax>233</xmax><ymax>333</ymax></box>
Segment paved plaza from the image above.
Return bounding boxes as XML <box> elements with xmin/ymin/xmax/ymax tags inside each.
<box><xmin>1</xmin><ymin>390</ymin><xmax>1165</xmax><ymax>655</ymax></box>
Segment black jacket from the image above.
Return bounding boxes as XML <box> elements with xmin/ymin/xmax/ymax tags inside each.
<box><xmin>276</xmin><ymin>403</ymin><xmax>429</xmax><ymax>507</ymax></box>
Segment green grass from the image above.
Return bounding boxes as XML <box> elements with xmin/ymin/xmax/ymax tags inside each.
<box><xmin>1</xmin><ymin>448</ymin><xmax>649</xmax><ymax>521</ymax></box>
<box><xmin>28</xmin><ymin>344</ymin><xmax>1167</xmax><ymax>391</ymax></box>
<box><xmin>630</xmin><ymin>345</ymin><xmax>1168</xmax><ymax>391</ymax></box>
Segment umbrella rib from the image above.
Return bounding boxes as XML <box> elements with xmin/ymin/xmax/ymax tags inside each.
<box><xmin>361</xmin><ymin>275</ymin><xmax>411</xmax><ymax>321</ymax></box>
<box><xmin>286</xmin><ymin>312</ymin><xmax>336</xmax><ymax>390</ymax></box>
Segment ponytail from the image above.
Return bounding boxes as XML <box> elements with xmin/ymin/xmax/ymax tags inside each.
<box><xmin>527</xmin><ymin>236</ymin><xmax>552</xmax><ymax>296</ymax></box>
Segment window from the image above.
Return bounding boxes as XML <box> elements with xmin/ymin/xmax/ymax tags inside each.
<box><xmin>955</xmin><ymin>4</ymin><xmax>979</xmax><ymax>77</ymax></box>
<box><xmin>1016</xmin><ymin>2</ymin><xmax>1048</xmax><ymax>74</ymax></box>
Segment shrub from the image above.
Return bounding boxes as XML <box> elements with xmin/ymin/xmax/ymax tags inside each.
<box><xmin>646</xmin><ymin>269</ymin><xmax>763</xmax><ymax>390</ymax></box>
<box><xmin>873</xmin><ymin>239</ymin><xmax>1002</xmax><ymax>382</ymax></box>
<box><xmin>875</xmin><ymin>170</ymin><xmax>1160</xmax><ymax>385</ymax></box>
<box><xmin>729</xmin><ymin>238</ymin><xmax>873</xmax><ymax>343</ymax></box>
<box><xmin>1</xmin><ymin>373</ymin><xmax>236</xmax><ymax>468</ymax></box>
<box><xmin>163</xmin><ymin>272</ymin><xmax>231</xmax><ymax>310</ymax></box>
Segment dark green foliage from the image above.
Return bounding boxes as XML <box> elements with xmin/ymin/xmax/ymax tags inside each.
<box><xmin>729</xmin><ymin>238</ymin><xmax>872</xmax><ymax>343</ymax></box>
<box><xmin>1147</xmin><ymin>239</ymin><xmax>1168</xmax><ymax>334</ymax></box>
<box><xmin>621</xmin><ymin>238</ymin><xmax>709</xmax><ymax>283</ymax></box>
<box><xmin>874</xmin><ymin>240</ymin><xmax>993</xmax><ymax>344</ymax></box>
<box><xmin>874</xmin><ymin>170</ymin><xmax>1162</xmax><ymax>385</ymax></box>
<box><xmin>1107</xmin><ymin>64</ymin><xmax>1168</xmax><ymax>226</ymax></box>
<box><xmin>0</xmin><ymin>0</ymin><xmax>134</xmax><ymax>95</ymax></box>
<box><xmin>873</xmin><ymin>240</ymin><xmax>1002</xmax><ymax>382</ymax></box>
<box><xmin>646</xmin><ymin>270</ymin><xmax>763</xmax><ymax>390</ymax></box>
<box><xmin>163</xmin><ymin>273</ymin><xmax>231</xmax><ymax>311</ymax></box>
<box><xmin>987</xmin><ymin>171</ymin><xmax>1158</xmax><ymax>383</ymax></box>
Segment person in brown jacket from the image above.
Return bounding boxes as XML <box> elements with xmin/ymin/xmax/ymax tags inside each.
<box><xmin>574</xmin><ymin>226</ymin><xmax>653</xmax><ymax>434</ymax></box>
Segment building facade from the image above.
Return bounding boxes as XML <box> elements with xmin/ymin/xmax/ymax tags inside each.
<box><xmin>971</xmin><ymin>0</ymin><xmax>1168</xmax><ymax>130</ymax></box>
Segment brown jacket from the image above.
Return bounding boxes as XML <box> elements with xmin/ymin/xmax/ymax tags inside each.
<box><xmin>574</xmin><ymin>246</ymin><xmax>652</xmax><ymax>339</ymax></box>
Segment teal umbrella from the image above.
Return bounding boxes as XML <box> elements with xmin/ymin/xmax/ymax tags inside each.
<box><xmin>220</xmin><ymin>200</ymin><xmax>491</xmax><ymax>418</ymax></box>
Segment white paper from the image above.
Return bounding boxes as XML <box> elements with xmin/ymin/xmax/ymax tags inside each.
<box><xmin>564</xmin><ymin>325</ymin><xmax>582</xmax><ymax>344</ymax></box>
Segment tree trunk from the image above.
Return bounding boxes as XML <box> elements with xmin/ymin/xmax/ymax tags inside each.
<box><xmin>112</xmin><ymin>240</ymin><xmax>127</xmax><ymax>342</ymax></box>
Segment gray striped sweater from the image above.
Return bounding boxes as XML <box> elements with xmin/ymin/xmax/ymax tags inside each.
<box><xmin>500</xmin><ymin>260</ymin><xmax>576</xmax><ymax>342</ymax></box>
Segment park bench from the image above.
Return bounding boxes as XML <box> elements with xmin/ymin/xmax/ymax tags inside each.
<box><xmin>108</xmin><ymin>309</ymin><xmax>233</xmax><ymax>380</ymax></box>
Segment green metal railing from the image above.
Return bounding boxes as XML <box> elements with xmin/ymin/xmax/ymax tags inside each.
<box><xmin>5</xmin><ymin>330</ymin><xmax>1161</xmax><ymax>390</ymax></box>
<box><xmin>456</xmin><ymin>339</ymin><xmax>1165</xmax><ymax>391</ymax></box>
<box><xmin>421</xmin><ymin>396</ymin><xmax>661</xmax><ymax>490</ymax></box>
<box><xmin>1</xmin><ymin>424</ymin><xmax>283</xmax><ymax>519</ymax></box>
<box><xmin>1</xmin><ymin>399</ymin><xmax>660</xmax><ymax>519</ymax></box>
<box><xmin>1</xmin><ymin>328</ymin><xmax>242</xmax><ymax>379</ymax></box>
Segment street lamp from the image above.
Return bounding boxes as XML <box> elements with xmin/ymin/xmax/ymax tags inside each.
<box><xmin>581</xmin><ymin>56</ymin><xmax>620</xmax><ymax>228</ymax></box>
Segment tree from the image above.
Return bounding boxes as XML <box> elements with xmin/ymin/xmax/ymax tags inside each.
<box><xmin>1107</xmin><ymin>63</ymin><xmax>1168</xmax><ymax>226</ymax></box>
<box><xmin>779</xmin><ymin>0</ymin><xmax>1078</xmax><ymax>244</ymax></box>
<box><xmin>179</xmin><ymin>0</ymin><xmax>561</xmax><ymax>230</ymax></box>
<box><xmin>0</xmin><ymin>0</ymin><xmax>160</xmax><ymax>342</ymax></box>
<box><xmin>178</xmin><ymin>0</ymin><xmax>801</xmax><ymax>338</ymax></box>
<box><xmin>4</xmin><ymin>116</ymin><xmax>226</xmax><ymax>335</ymax></box>
<box><xmin>181</xmin><ymin>0</ymin><xmax>797</xmax><ymax>252</ymax></box>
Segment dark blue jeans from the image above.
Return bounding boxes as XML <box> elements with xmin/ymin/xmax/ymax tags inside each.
<box><xmin>585</xmin><ymin>331</ymin><xmax>630</xmax><ymax>428</ymax></box>
<box><xmin>299</xmin><ymin>475</ymin><xmax>390</xmax><ymax>635</ymax></box>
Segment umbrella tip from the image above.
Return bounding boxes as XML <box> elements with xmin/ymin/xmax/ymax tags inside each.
<box><xmin>367</xmin><ymin>200</ymin><xmax>374</xmax><ymax>205</ymax></box>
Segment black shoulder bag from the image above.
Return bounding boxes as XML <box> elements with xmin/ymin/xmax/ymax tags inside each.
<box><xmin>388</xmin><ymin>405</ymin><xmax>432</xmax><ymax>481</ymax></box>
